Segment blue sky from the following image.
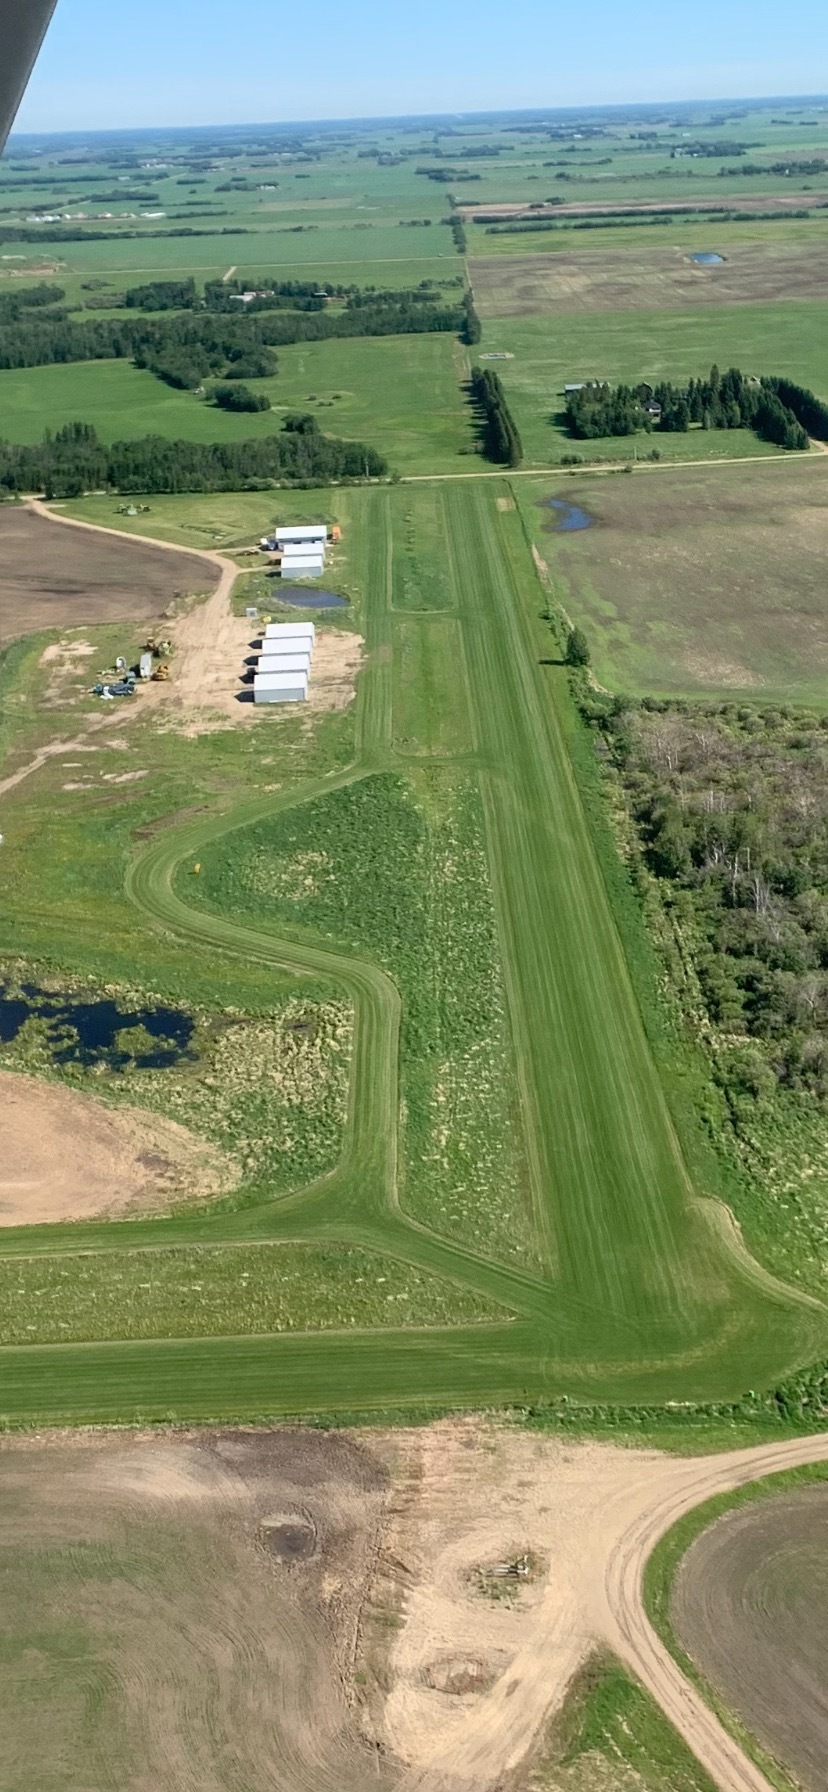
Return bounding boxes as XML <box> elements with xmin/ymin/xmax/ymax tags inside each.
<box><xmin>14</xmin><ymin>0</ymin><xmax>828</xmax><ymax>133</ymax></box>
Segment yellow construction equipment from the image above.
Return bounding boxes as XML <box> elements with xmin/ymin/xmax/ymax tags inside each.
<box><xmin>151</xmin><ymin>662</ymin><xmax>170</xmax><ymax>682</ymax></box>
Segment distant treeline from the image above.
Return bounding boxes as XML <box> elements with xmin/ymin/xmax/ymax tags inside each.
<box><xmin>483</xmin><ymin>204</ymin><xmax>819</xmax><ymax>235</ymax></box>
<box><xmin>0</xmin><ymin>282</ymin><xmax>477</xmax><ymax>386</ymax></box>
<box><xmin>126</xmin><ymin>275</ymin><xmax>351</xmax><ymax>313</ymax></box>
<box><xmin>447</xmin><ymin>214</ymin><xmax>468</xmax><ymax>254</ymax></box>
<box><xmin>722</xmin><ymin>157</ymin><xmax>828</xmax><ymax>177</ymax></box>
<box><xmin>565</xmin><ymin>366</ymin><xmax>824</xmax><ymax>451</ymax></box>
<box><xmin>0</xmin><ymin>417</ymin><xmax>388</xmax><ymax>498</ymax></box>
<box><xmin>0</xmin><ymin>224</ymin><xmax>251</xmax><ymax>244</ymax></box>
<box><xmin>470</xmin><ymin>365</ymin><xmax>522</xmax><ymax>466</ymax></box>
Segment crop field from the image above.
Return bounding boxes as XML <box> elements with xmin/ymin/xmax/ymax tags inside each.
<box><xmin>470</xmin><ymin>239</ymin><xmax>828</xmax><ymax>317</ymax></box>
<box><xmin>0</xmin><ymin>1427</ymin><xmax>396</xmax><ymax>1792</ymax></box>
<box><xmin>670</xmin><ymin>1484</ymin><xmax>828</xmax><ymax>1792</ymax></box>
<box><xmin>517</xmin><ymin>458</ymin><xmax>828</xmax><ymax>702</ymax></box>
<box><xmin>0</xmin><ymin>503</ymin><xmax>218</xmax><ymax>644</ymax></box>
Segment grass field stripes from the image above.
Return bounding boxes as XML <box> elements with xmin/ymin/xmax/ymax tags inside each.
<box><xmin>0</xmin><ymin>1242</ymin><xmax>506</xmax><ymax>1344</ymax></box>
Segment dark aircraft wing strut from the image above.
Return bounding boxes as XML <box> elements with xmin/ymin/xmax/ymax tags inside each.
<box><xmin>0</xmin><ymin>0</ymin><xmax>59</xmax><ymax>152</ymax></box>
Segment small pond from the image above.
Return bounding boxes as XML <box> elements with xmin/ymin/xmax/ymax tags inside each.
<box><xmin>690</xmin><ymin>252</ymin><xmax>725</xmax><ymax>266</ymax></box>
<box><xmin>0</xmin><ymin>982</ymin><xmax>194</xmax><ymax>1070</ymax></box>
<box><xmin>277</xmin><ymin>586</ymin><xmax>348</xmax><ymax>611</ymax></box>
<box><xmin>541</xmin><ymin>497</ymin><xmax>594</xmax><ymax>534</ymax></box>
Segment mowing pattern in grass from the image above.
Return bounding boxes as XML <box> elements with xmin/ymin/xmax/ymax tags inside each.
<box><xmin>0</xmin><ymin>1242</ymin><xmax>503</xmax><ymax>1344</ymax></box>
<box><xmin>0</xmin><ymin>483</ymin><xmax>823</xmax><ymax>1423</ymax></box>
<box><xmin>192</xmin><ymin>769</ymin><xmax>538</xmax><ymax>1267</ymax></box>
<box><xmin>391</xmin><ymin>486</ymin><xmax>458</xmax><ymax>612</ymax></box>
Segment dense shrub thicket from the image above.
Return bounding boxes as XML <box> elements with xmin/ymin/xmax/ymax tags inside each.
<box><xmin>565</xmin><ymin>365</ymin><xmax>814</xmax><ymax>450</ymax></box>
<box><xmin>0</xmin><ymin>416</ymin><xmax>387</xmax><ymax>496</ymax></box>
<box><xmin>210</xmin><ymin>381</ymin><xmax>271</xmax><ymax>412</ymax></box>
<box><xmin>584</xmin><ymin>694</ymin><xmax>828</xmax><ymax>1100</ymax></box>
<box><xmin>469</xmin><ymin>365</ymin><xmax>523</xmax><ymax>465</ymax></box>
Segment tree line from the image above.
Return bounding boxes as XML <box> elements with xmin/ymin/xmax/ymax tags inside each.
<box><xmin>469</xmin><ymin>366</ymin><xmax>523</xmax><ymax>466</ymax></box>
<box><xmin>0</xmin><ymin>416</ymin><xmax>388</xmax><ymax>498</ymax></box>
<box><xmin>565</xmin><ymin>366</ymin><xmax>818</xmax><ymax>451</ymax></box>
<box><xmin>0</xmin><ymin>284</ymin><xmax>474</xmax><ymax>383</ymax></box>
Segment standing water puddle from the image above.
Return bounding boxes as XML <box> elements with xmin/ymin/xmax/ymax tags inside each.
<box><xmin>276</xmin><ymin>586</ymin><xmax>348</xmax><ymax>611</ymax></box>
<box><xmin>0</xmin><ymin>982</ymin><xmax>194</xmax><ymax>1069</ymax></box>
<box><xmin>690</xmin><ymin>252</ymin><xmax>725</xmax><ymax>265</ymax></box>
<box><xmin>541</xmin><ymin>497</ymin><xmax>594</xmax><ymax>534</ymax></box>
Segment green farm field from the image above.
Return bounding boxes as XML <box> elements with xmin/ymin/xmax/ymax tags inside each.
<box><xmin>518</xmin><ymin>458</ymin><xmax>828</xmax><ymax>702</ymax></box>
<box><xmin>0</xmin><ymin>334</ymin><xmax>475</xmax><ymax>474</ymax></box>
<box><xmin>0</xmin><ymin>482</ymin><xmax>825</xmax><ymax>1428</ymax></box>
<box><xmin>471</xmin><ymin>302</ymin><xmax>828</xmax><ymax>466</ymax></box>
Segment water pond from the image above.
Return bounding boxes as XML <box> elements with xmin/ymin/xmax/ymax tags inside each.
<box><xmin>0</xmin><ymin>982</ymin><xmax>195</xmax><ymax>1070</ymax></box>
<box><xmin>277</xmin><ymin>586</ymin><xmax>348</xmax><ymax>611</ymax></box>
<box><xmin>541</xmin><ymin>497</ymin><xmax>594</xmax><ymax>533</ymax></box>
<box><xmin>690</xmin><ymin>252</ymin><xmax>725</xmax><ymax>266</ymax></box>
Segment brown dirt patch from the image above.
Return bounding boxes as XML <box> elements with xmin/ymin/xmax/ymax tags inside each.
<box><xmin>671</xmin><ymin>1486</ymin><xmax>828</xmax><ymax>1792</ymax></box>
<box><xmin>0</xmin><ymin>1069</ymin><xmax>235</xmax><ymax>1224</ymax></box>
<box><xmin>470</xmin><ymin>241</ymin><xmax>828</xmax><ymax>319</ymax></box>
<box><xmin>0</xmin><ymin>1426</ymin><xmax>395</xmax><ymax>1792</ymax></box>
<box><xmin>2</xmin><ymin>1421</ymin><xmax>828</xmax><ymax>1791</ymax></box>
<box><xmin>0</xmin><ymin>505</ymin><xmax>219</xmax><ymax>645</ymax></box>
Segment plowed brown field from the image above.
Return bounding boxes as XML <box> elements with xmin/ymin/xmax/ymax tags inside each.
<box><xmin>0</xmin><ymin>504</ymin><xmax>218</xmax><ymax>644</ymax></box>
<box><xmin>671</xmin><ymin>1486</ymin><xmax>828</xmax><ymax>1792</ymax></box>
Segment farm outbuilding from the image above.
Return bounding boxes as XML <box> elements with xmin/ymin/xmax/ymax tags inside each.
<box><xmin>264</xmin><ymin>622</ymin><xmax>316</xmax><ymax>644</ymax></box>
<box><xmin>279</xmin><ymin>551</ymin><xmax>325</xmax><ymax>579</ymax></box>
<box><xmin>257</xmin><ymin>652</ymin><xmax>312</xmax><ymax>675</ymax></box>
<box><xmin>276</xmin><ymin>525</ymin><xmax>327</xmax><ymax>546</ymax></box>
<box><xmin>254</xmin><ymin>671</ymin><xmax>308</xmax><ymax>705</ymax></box>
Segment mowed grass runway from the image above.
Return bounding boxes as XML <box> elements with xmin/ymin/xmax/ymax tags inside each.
<box><xmin>0</xmin><ymin>485</ymin><xmax>824</xmax><ymax>1424</ymax></box>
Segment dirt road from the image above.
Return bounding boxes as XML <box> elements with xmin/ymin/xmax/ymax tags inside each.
<box><xmin>381</xmin><ymin>1423</ymin><xmax>828</xmax><ymax>1792</ymax></box>
<box><xmin>27</xmin><ymin>502</ymin><xmax>254</xmax><ymax>730</ymax></box>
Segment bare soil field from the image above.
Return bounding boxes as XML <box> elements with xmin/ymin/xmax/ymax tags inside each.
<box><xmin>0</xmin><ymin>505</ymin><xmax>219</xmax><ymax>645</ymax></box>
<box><xmin>0</xmin><ymin>1069</ymin><xmax>234</xmax><ymax>1223</ymax></box>
<box><xmin>0</xmin><ymin>1427</ymin><xmax>395</xmax><ymax>1792</ymax></box>
<box><xmin>528</xmin><ymin>459</ymin><xmax>828</xmax><ymax>699</ymax></box>
<box><xmin>671</xmin><ymin>1487</ymin><xmax>828</xmax><ymax>1792</ymax></box>
<box><xmin>470</xmin><ymin>242</ymin><xmax>828</xmax><ymax>319</ymax></box>
<box><xmin>5</xmin><ymin>1421</ymin><xmax>827</xmax><ymax>1792</ymax></box>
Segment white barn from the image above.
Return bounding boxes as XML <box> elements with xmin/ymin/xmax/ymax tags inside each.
<box><xmin>254</xmin><ymin>671</ymin><xmax>308</xmax><ymax>705</ymax></box>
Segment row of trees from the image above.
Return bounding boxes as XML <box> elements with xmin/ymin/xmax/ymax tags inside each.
<box><xmin>565</xmin><ymin>366</ymin><xmax>815</xmax><ymax>450</ymax></box>
<box><xmin>0</xmin><ymin>286</ymin><xmax>471</xmax><ymax>379</ymax></box>
<box><xmin>469</xmin><ymin>366</ymin><xmax>523</xmax><ymax>466</ymax></box>
<box><xmin>0</xmin><ymin>417</ymin><xmax>387</xmax><ymax>498</ymax></box>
